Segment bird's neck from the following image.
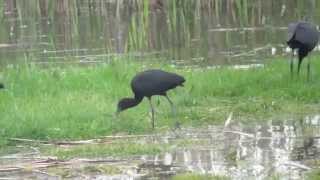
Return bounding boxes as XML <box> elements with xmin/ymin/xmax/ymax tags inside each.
<box><xmin>125</xmin><ymin>96</ymin><xmax>143</xmax><ymax>110</ymax></box>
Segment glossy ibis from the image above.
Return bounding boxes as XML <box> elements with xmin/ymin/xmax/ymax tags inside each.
<box><xmin>287</xmin><ymin>21</ymin><xmax>319</xmax><ymax>79</ymax></box>
<box><xmin>116</xmin><ymin>69</ymin><xmax>185</xmax><ymax>129</ymax></box>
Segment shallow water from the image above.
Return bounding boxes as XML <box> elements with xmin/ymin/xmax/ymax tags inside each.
<box><xmin>1</xmin><ymin>115</ymin><xmax>320</xmax><ymax>179</ymax></box>
<box><xmin>0</xmin><ymin>0</ymin><xmax>320</xmax><ymax>67</ymax></box>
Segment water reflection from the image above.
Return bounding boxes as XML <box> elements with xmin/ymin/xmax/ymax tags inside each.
<box><xmin>0</xmin><ymin>116</ymin><xmax>320</xmax><ymax>179</ymax></box>
<box><xmin>136</xmin><ymin>115</ymin><xmax>320</xmax><ymax>179</ymax></box>
<box><xmin>0</xmin><ymin>0</ymin><xmax>319</xmax><ymax>66</ymax></box>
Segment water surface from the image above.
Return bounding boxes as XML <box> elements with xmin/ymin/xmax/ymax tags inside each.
<box><xmin>0</xmin><ymin>0</ymin><xmax>320</xmax><ymax>67</ymax></box>
<box><xmin>1</xmin><ymin>115</ymin><xmax>320</xmax><ymax>179</ymax></box>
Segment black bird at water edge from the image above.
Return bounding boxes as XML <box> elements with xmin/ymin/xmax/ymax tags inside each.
<box><xmin>116</xmin><ymin>69</ymin><xmax>185</xmax><ymax>129</ymax></box>
<box><xmin>287</xmin><ymin>21</ymin><xmax>319</xmax><ymax>79</ymax></box>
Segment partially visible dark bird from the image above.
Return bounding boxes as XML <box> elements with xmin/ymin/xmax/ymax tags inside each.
<box><xmin>117</xmin><ymin>69</ymin><xmax>185</xmax><ymax>129</ymax></box>
<box><xmin>287</xmin><ymin>21</ymin><xmax>319</xmax><ymax>79</ymax></box>
<box><xmin>0</xmin><ymin>83</ymin><xmax>4</xmax><ymax>89</ymax></box>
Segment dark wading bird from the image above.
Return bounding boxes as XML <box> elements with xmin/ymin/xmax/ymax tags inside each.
<box><xmin>287</xmin><ymin>21</ymin><xmax>319</xmax><ymax>79</ymax></box>
<box><xmin>116</xmin><ymin>69</ymin><xmax>185</xmax><ymax>129</ymax></box>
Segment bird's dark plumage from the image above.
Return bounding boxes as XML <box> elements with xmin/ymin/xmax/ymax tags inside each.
<box><xmin>117</xmin><ymin>69</ymin><xmax>185</xmax><ymax>129</ymax></box>
<box><xmin>131</xmin><ymin>70</ymin><xmax>185</xmax><ymax>98</ymax></box>
<box><xmin>287</xmin><ymin>21</ymin><xmax>319</xmax><ymax>78</ymax></box>
<box><xmin>0</xmin><ymin>83</ymin><xmax>4</xmax><ymax>89</ymax></box>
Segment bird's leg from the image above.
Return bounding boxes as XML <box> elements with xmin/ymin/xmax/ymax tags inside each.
<box><xmin>148</xmin><ymin>97</ymin><xmax>155</xmax><ymax>129</ymax></box>
<box><xmin>165</xmin><ymin>95</ymin><xmax>175</xmax><ymax>116</ymax></box>
<box><xmin>307</xmin><ymin>56</ymin><xmax>311</xmax><ymax>81</ymax></box>
<box><xmin>165</xmin><ymin>95</ymin><xmax>181</xmax><ymax>130</ymax></box>
<box><xmin>290</xmin><ymin>50</ymin><xmax>294</xmax><ymax>78</ymax></box>
<box><xmin>297</xmin><ymin>58</ymin><xmax>303</xmax><ymax>77</ymax></box>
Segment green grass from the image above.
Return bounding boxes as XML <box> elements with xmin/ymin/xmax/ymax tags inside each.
<box><xmin>47</xmin><ymin>164</ymin><xmax>123</xmax><ymax>178</ymax></box>
<box><xmin>1</xmin><ymin>56</ymin><xmax>320</xmax><ymax>146</ymax></box>
<box><xmin>43</xmin><ymin>137</ymin><xmax>210</xmax><ymax>159</ymax></box>
<box><xmin>171</xmin><ymin>173</ymin><xmax>229</xmax><ymax>180</ymax></box>
<box><xmin>43</xmin><ymin>141</ymin><xmax>166</xmax><ymax>159</ymax></box>
<box><xmin>306</xmin><ymin>169</ymin><xmax>320</xmax><ymax>180</ymax></box>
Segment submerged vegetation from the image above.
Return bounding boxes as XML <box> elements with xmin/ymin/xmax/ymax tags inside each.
<box><xmin>1</xmin><ymin>56</ymin><xmax>320</xmax><ymax>146</ymax></box>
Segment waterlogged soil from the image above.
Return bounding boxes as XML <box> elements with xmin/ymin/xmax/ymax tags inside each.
<box><xmin>1</xmin><ymin>115</ymin><xmax>320</xmax><ymax>179</ymax></box>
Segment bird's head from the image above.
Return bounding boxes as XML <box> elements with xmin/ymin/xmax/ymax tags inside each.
<box><xmin>180</xmin><ymin>77</ymin><xmax>186</xmax><ymax>86</ymax></box>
